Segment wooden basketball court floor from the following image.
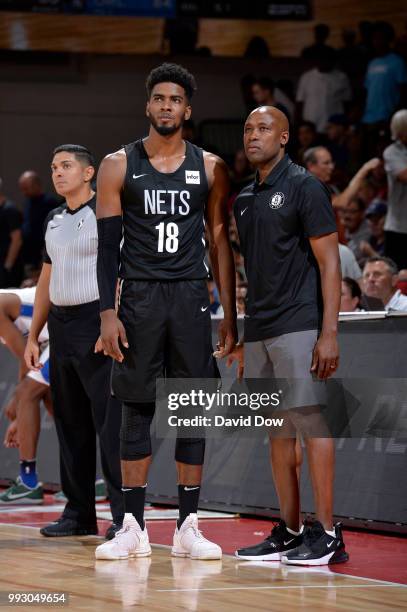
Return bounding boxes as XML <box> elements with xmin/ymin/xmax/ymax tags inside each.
<box><xmin>1</xmin><ymin>521</ymin><xmax>407</xmax><ymax>611</ymax></box>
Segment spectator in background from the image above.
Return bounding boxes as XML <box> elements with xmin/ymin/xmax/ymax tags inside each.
<box><xmin>303</xmin><ymin>146</ymin><xmax>335</xmax><ymax>185</ymax></box>
<box><xmin>342</xmin><ymin>197</ymin><xmax>370</xmax><ymax>263</ymax></box>
<box><xmin>362</xmin><ymin>22</ymin><xmax>407</xmax><ymax>153</ymax></box>
<box><xmin>236</xmin><ymin>283</ymin><xmax>247</xmax><ymax>316</ymax></box>
<box><xmin>339</xmin><ymin>244</ymin><xmax>362</xmax><ymax>281</ymax></box>
<box><xmin>338</xmin><ymin>29</ymin><xmax>368</xmax><ymax>86</ymax></box>
<box><xmin>397</xmin><ymin>269</ymin><xmax>407</xmax><ymax>295</ymax></box>
<box><xmin>0</xmin><ymin>178</ymin><xmax>23</xmax><ymax>288</ymax></box>
<box><xmin>296</xmin><ymin>49</ymin><xmax>352</xmax><ymax>133</ymax></box>
<box><xmin>362</xmin><ymin>256</ymin><xmax>407</xmax><ymax>311</ymax></box>
<box><xmin>359</xmin><ymin>199</ymin><xmax>387</xmax><ymax>259</ymax></box>
<box><xmin>163</xmin><ymin>17</ymin><xmax>205</xmax><ymax>56</ymax></box>
<box><xmin>295</xmin><ymin>121</ymin><xmax>319</xmax><ymax>165</ymax></box>
<box><xmin>326</xmin><ymin>114</ymin><xmax>350</xmax><ymax>174</ymax></box>
<box><xmin>244</xmin><ymin>36</ymin><xmax>270</xmax><ymax>60</ymax></box>
<box><xmin>383</xmin><ymin>109</ymin><xmax>407</xmax><ymax>269</ymax></box>
<box><xmin>340</xmin><ymin>277</ymin><xmax>362</xmax><ymax>312</ymax></box>
<box><xmin>250</xmin><ymin>77</ymin><xmax>290</xmax><ymax>121</ymax></box>
<box><xmin>358</xmin><ymin>21</ymin><xmax>373</xmax><ymax>60</ymax></box>
<box><xmin>301</xmin><ymin>23</ymin><xmax>335</xmax><ymax>62</ymax></box>
<box><xmin>304</xmin><ymin>146</ymin><xmax>380</xmax><ymax>244</ymax></box>
<box><xmin>304</xmin><ymin>147</ymin><xmax>381</xmax><ymax>207</ymax></box>
<box><xmin>19</xmin><ymin>171</ymin><xmax>58</xmax><ymax>269</ymax></box>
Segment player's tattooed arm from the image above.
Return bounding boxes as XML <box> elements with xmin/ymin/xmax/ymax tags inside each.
<box><xmin>204</xmin><ymin>152</ymin><xmax>237</xmax><ymax>358</ymax></box>
<box><xmin>96</xmin><ymin>149</ymin><xmax>128</xmax><ymax>363</ymax></box>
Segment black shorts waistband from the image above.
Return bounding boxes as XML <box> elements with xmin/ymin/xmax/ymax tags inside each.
<box><xmin>50</xmin><ymin>300</ymin><xmax>100</xmax><ymax>315</ymax></box>
<box><xmin>121</xmin><ymin>278</ymin><xmax>207</xmax><ymax>283</ymax></box>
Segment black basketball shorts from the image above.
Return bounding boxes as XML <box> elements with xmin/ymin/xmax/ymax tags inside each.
<box><xmin>112</xmin><ymin>279</ymin><xmax>219</xmax><ymax>402</ymax></box>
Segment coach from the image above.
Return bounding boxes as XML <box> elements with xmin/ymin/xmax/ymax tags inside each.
<box><xmin>230</xmin><ymin>107</ymin><xmax>348</xmax><ymax>566</ymax></box>
<box><xmin>25</xmin><ymin>144</ymin><xmax>123</xmax><ymax>539</ymax></box>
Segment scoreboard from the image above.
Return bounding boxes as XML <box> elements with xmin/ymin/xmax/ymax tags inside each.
<box><xmin>0</xmin><ymin>1</ymin><xmax>312</xmax><ymax>19</ymax></box>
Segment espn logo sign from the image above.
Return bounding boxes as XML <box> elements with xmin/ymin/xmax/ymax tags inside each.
<box><xmin>185</xmin><ymin>170</ymin><xmax>200</xmax><ymax>184</ymax></box>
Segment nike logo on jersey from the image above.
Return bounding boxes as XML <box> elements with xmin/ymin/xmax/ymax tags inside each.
<box><xmin>201</xmin><ymin>306</ymin><xmax>208</xmax><ymax>312</ymax></box>
<box><xmin>49</xmin><ymin>224</ymin><xmax>60</xmax><ymax>230</ymax></box>
<box><xmin>327</xmin><ymin>540</ymin><xmax>336</xmax><ymax>548</ymax></box>
<box><xmin>284</xmin><ymin>539</ymin><xmax>294</xmax><ymax>546</ymax></box>
<box><xmin>77</xmin><ymin>219</ymin><xmax>84</xmax><ymax>230</ymax></box>
<box><xmin>184</xmin><ymin>486</ymin><xmax>200</xmax><ymax>491</ymax></box>
<box><xmin>133</xmin><ymin>173</ymin><xmax>147</xmax><ymax>180</ymax></box>
<box><xmin>241</xmin><ymin>207</ymin><xmax>248</xmax><ymax>216</ymax></box>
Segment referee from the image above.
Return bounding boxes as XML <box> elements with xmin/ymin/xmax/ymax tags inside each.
<box><xmin>230</xmin><ymin>107</ymin><xmax>348</xmax><ymax>566</ymax></box>
<box><xmin>25</xmin><ymin>144</ymin><xmax>123</xmax><ymax>539</ymax></box>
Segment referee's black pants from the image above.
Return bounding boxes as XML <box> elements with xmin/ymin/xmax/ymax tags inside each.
<box><xmin>48</xmin><ymin>301</ymin><xmax>123</xmax><ymax>526</ymax></box>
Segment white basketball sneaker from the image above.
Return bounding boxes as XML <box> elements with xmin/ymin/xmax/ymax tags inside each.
<box><xmin>95</xmin><ymin>514</ymin><xmax>151</xmax><ymax>560</ymax></box>
<box><xmin>172</xmin><ymin>514</ymin><xmax>222</xmax><ymax>560</ymax></box>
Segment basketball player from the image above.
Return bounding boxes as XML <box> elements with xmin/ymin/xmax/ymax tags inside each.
<box><xmin>0</xmin><ymin>286</ymin><xmax>51</xmax><ymax>504</ymax></box>
<box><xmin>95</xmin><ymin>63</ymin><xmax>236</xmax><ymax>560</ymax></box>
<box><xmin>229</xmin><ymin>106</ymin><xmax>348</xmax><ymax>565</ymax></box>
<box><xmin>0</xmin><ymin>287</ymin><xmax>107</xmax><ymax>504</ymax></box>
<box><xmin>25</xmin><ymin>145</ymin><xmax>123</xmax><ymax>539</ymax></box>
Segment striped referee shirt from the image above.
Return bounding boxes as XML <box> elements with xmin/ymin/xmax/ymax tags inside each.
<box><xmin>44</xmin><ymin>195</ymin><xmax>99</xmax><ymax>306</ymax></box>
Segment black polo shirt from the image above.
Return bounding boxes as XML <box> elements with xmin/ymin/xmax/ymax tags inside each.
<box><xmin>234</xmin><ymin>154</ymin><xmax>337</xmax><ymax>342</ymax></box>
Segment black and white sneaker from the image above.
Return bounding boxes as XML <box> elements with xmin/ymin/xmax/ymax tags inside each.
<box><xmin>281</xmin><ymin>521</ymin><xmax>349</xmax><ymax>566</ymax></box>
<box><xmin>235</xmin><ymin>520</ymin><xmax>303</xmax><ymax>561</ymax></box>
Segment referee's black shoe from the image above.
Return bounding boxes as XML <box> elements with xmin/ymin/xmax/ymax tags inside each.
<box><xmin>235</xmin><ymin>520</ymin><xmax>302</xmax><ymax>561</ymax></box>
<box><xmin>105</xmin><ymin>522</ymin><xmax>123</xmax><ymax>540</ymax></box>
<box><xmin>281</xmin><ymin>520</ymin><xmax>349</xmax><ymax>566</ymax></box>
<box><xmin>40</xmin><ymin>516</ymin><xmax>98</xmax><ymax>537</ymax></box>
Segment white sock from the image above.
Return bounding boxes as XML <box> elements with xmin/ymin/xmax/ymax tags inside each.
<box><xmin>325</xmin><ymin>528</ymin><xmax>335</xmax><ymax>538</ymax></box>
<box><xmin>286</xmin><ymin>526</ymin><xmax>300</xmax><ymax>536</ymax></box>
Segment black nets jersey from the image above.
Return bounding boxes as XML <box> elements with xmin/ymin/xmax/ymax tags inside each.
<box><xmin>120</xmin><ymin>139</ymin><xmax>209</xmax><ymax>280</ymax></box>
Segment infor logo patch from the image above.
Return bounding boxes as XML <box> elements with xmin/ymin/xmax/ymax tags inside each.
<box><xmin>185</xmin><ymin>170</ymin><xmax>200</xmax><ymax>184</ymax></box>
<box><xmin>269</xmin><ymin>192</ymin><xmax>285</xmax><ymax>209</ymax></box>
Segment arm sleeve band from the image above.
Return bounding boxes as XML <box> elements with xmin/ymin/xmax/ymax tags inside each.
<box><xmin>97</xmin><ymin>215</ymin><xmax>122</xmax><ymax>312</ymax></box>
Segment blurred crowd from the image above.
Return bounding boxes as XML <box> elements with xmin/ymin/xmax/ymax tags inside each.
<box><xmin>1</xmin><ymin>19</ymin><xmax>406</xmax><ymax>314</ymax></box>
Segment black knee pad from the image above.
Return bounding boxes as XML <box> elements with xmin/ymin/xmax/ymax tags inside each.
<box><xmin>175</xmin><ymin>437</ymin><xmax>205</xmax><ymax>465</ymax></box>
<box><xmin>120</xmin><ymin>402</ymin><xmax>155</xmax><ymax>460</ymax></box>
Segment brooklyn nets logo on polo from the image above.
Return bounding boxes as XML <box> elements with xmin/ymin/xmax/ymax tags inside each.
<box><xmin>269</xmin><ymin>192</ymin><xmax>285</xmax><ymax>209</ymax></box>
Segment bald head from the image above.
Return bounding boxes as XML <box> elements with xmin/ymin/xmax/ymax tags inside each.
<box><xmin>248</xmin><ymin>105</ymin><xmax>289</xmax><ymax>132</ymax></box>
<box><xmin>244</xmin><ymin>105</ymin><xmax>289</xmax><ymax>169</ymax></box>
<box><xmin>18</xmin><ymin>170</ymin><xmax>43</xmax><ymax>198</ymax></box>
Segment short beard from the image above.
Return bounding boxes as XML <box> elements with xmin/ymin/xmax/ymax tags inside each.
<box><xmin>150</xmin><ymin>116</ymin><xmax>182</xmax><ymax>136</ymax></box>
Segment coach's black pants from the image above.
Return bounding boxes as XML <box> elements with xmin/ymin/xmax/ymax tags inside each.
<box><xmin>48</xmin><ymin>301</ymin><xmax>123</xmax><ymax>525</ymax></box>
